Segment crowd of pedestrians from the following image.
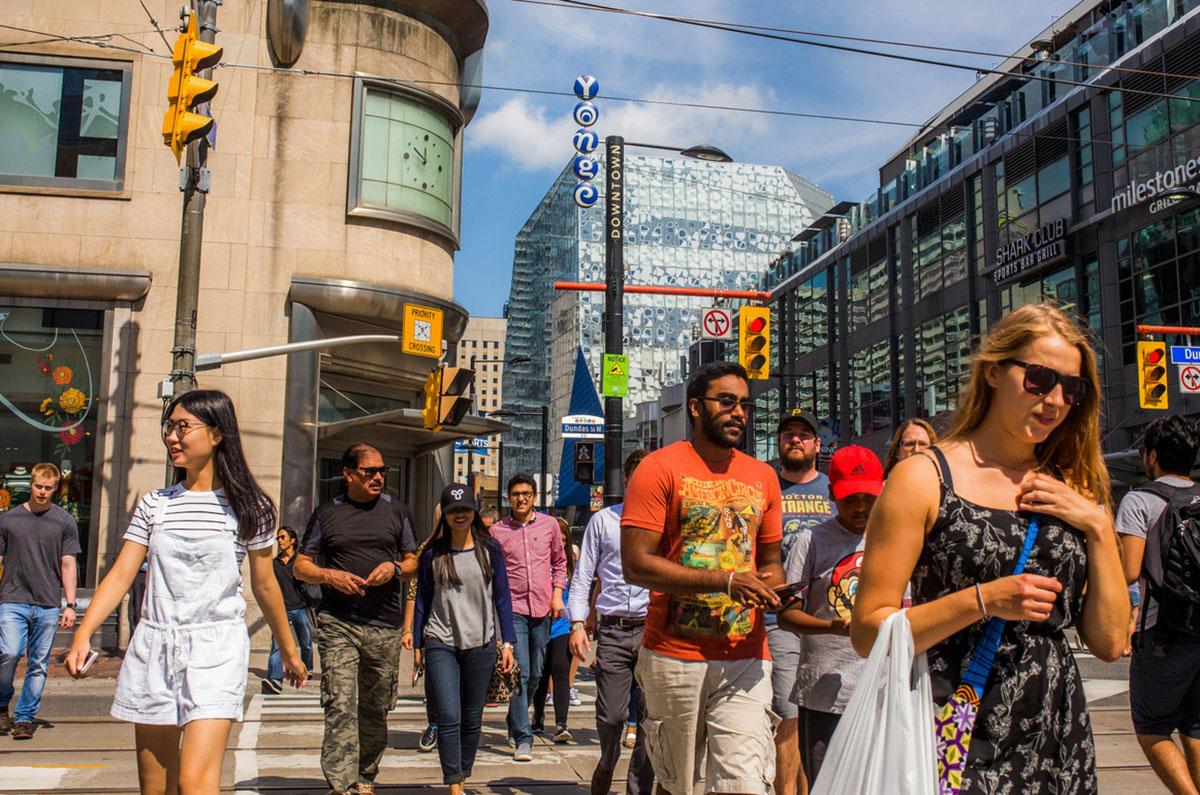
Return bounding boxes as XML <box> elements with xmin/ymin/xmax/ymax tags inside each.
<box><xmin>0</xmin><ymin>301</ymin><xmax>1191</xmax><ymax>795</ymax></box>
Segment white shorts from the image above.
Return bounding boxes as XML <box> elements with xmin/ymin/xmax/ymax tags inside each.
<box><xmin>111</xmin><ymin>618</ymin><xmax>249</xmax><ymax>726</ymax></box>
<box><xmin>636</xmin><ymin>647</ymin><xmax>778</xmax><ymax>795</ymax></box>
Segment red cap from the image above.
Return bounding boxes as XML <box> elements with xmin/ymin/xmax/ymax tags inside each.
<box><xmin>829</xmin><ymin>445</ymin><xmax>884</xmax><ymax>500</ymax></box>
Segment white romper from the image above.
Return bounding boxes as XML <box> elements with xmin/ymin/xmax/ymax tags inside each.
<box><xmin>111</xmin><ymin>486</ymin><xmax>272</xmax><ymax>725</ymax></box>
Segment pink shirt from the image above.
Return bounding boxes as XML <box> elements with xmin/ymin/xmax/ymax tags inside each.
<box><xmin>491</xmin><ymin>512</ymin><xmax>567</xmax><ymax>618</ymax></box>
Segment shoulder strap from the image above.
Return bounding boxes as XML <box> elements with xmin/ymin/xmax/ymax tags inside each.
<box><xmin>917</xmin><ymin>446</ymin><xmax>955</xmax><ymax>492</ymax></box>
<box><xmin>151</xmin><ymin>489</ymin><xmax>170</xmax><ymax>535</ymax></box>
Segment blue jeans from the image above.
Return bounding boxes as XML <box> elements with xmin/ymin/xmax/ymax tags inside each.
<box><xmin>0</xmin><ymin>604</ymin><xmax>60</xmax><ymax>723</ymax></box>
<box><xmin>507</xmin><ymin>613</ymin><xmax>550</xmax><ymax>745</ymax></box>
<box><xmin>267</xmin><ymin>607</ymin><xmax>314</xmax><ymax>682</ymax></box>
<box><xmin>424</xmin><ymin>638</ymin><xmax>495</xmax><ymax>784</ymax></box>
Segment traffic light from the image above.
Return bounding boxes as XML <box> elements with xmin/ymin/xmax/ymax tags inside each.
<box><xmin>739</xmin><ymin>306</ymin><xmax>770</xmax><ymax>380</ymax></box>
<box><xmin>422</xmin><ymin>366</ymin><xmax>474</xmax><ymax>431</ymax></box>
<box><xmin>1137</xmin><ymin>341</ymin><xmax>1169</xmax><ymax>410</ymax></box>
<box><xmin>574</xmin><ymin>441</ymin><xmax>596</xmax><ymax>485</ymax></box>
<box><xmin>162</xmin><ymin>12</ymin><xmax>222</xmax><ymax>163</ymax></box>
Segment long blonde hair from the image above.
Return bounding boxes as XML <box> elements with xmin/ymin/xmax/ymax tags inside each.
<box><xmin>942</xmin><ymin>302</ymin><xmax>1111</xmax><ymax>510</ymax></box>
<box><xmin>883</xmin><ymin>418</ymin><xmax>939</xmax><ymax>477</ymax></box>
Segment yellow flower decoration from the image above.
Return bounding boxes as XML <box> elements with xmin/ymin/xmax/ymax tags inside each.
<box><xmin>52</xmin><ymin>365</ymin><xmax>73</xmax><ymax>385</ymax></box>
<box><xmin>59</xmin><ymin>388</ymin><xmax>87</xmax><ymax>413</ymax></box>
<box><xmin>718</xmin><ymin>550</ymin><xmax>737</xmax><ymax>570</ymax></box>
<box><xmin>40</xmin><ymin>397</ymin><xmax>54</xmax><ymax>415</ymax></box>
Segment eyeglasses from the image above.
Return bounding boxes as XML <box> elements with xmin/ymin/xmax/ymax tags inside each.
<box><xmin>900</xmin><ymin>439</ymin><xmax>930</xmax><ymax>451</ymax></box>
<box><xmin>355</xmin><ymin>466</ymin><xmax>388</xmax><ymax>478</ymax></box>
<box><xmin>699</xmin><ymin>396</ymin><xmax>754</xmax><ymax>413</ymax></box>
<box><xmin>509</xmin><ymin>490</ymin><xmax>536</xmax><ymax>500</ymax></box>
<box><xmin>1001</xmin><ymin>359</ymin><xmax>1089</xmax><ymax>406</ymax></box>
<box><xmin>162</xmin><ymin>419</ymin><xmax>209</xmax><ymax>439</ymax></box>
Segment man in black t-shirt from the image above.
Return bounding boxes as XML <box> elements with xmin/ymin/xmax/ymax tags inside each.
<box><xmin>296</xmin><ymin>443</ymin><xmax>418</xmax><ymax>795</ymax></box>
<box><xmin>262</xmin><ymin>526</ymin><xmax>313</xmax><ymax>694</ymax></box>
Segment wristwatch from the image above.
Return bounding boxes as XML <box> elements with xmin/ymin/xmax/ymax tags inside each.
<box><xmin>501</xmin><ymin>641</ymin><xmax>514</xmax><ymax>650</ymax></box>
<box><xmin>393</xmin><ymin>562</ymin><xmax>403</xmax><ymax>579</ymax></box>
<box><xmin>570</xmin><ymin>621</ymin><xmax>586</xmax><ymax>632</ymax></box>
<box><xmin>65</xmin><ymin>603</ymin><xmax>76</xmax><ymax>609</ymax></box>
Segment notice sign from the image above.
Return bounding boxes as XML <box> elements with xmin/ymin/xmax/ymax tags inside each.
<box><xmin>991</xmin><ymin>218</ymin><xmax>1067</xmax><ymax>285</ymax></box>
<box><xmin>1182</xmin><ymin>365</ymin><xmax>1200</xmax><ymax>394</ymax></box>
<box><xmin>602</xmin><ymin>353</ymin><xmax>629</xmax><ymax>397</ymax></box>
<box><xmin>402</xmin><ymin>304</ymin><xmax>443</xmax><ymax>358</ymax></box>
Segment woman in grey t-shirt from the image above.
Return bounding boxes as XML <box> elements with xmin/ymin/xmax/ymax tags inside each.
<box><xmin>413</xmin><ymin>484</ymin><xmax>517</xmax><ymax>794</ymax></box>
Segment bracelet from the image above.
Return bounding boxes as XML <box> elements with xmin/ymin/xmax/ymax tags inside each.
<box><xmin>975</xmin><ymin>583</ymin><xmax>988</xmax><ymax>619</ymax></box>
<box><xmin>727</xmin><ymin>569</ymin><xmax>736</xmax><ymax>597</ymax></box>
<box><xmin>401</xmin><ymin>629</ymin><xmax>413</xmax><ymax>636</ymax></box>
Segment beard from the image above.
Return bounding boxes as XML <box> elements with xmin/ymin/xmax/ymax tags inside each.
<box><xmin>699</xmin><ymin>404</ymin><xmax>744</xmax><ymax>449</ymax></box>
<box><xmin>780</xmin><ymin>445</ymin><xmax>817</xmax><ymax>472</ymax></box>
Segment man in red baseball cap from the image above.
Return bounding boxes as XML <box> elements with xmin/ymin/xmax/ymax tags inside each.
<box><xmin>777</xmin><ymin>445</ymin><xmax>884</xmax><ymax>782</ymax></box>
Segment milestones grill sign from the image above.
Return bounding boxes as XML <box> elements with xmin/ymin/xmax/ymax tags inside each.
<box><xmin>990</xmin><ymin>218</ymin><xmax>1067</xmax><ymax>285</ymax></box>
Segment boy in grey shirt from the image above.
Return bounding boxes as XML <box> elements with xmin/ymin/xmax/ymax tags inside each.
<box><xmin>778</xmin><ymin>445</ymin><xmax>883</xmax><ymax>781</ymax></box>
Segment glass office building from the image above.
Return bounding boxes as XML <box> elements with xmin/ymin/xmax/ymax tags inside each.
<box><xmin>761</xmin><ymin>0</ymin><xmax>1200</xmax><ymax>480</ymax></box>
<box><xmin>503</xmin><ymin>156</ymin><xmax>832</xmax><ymax>491</ymax></box>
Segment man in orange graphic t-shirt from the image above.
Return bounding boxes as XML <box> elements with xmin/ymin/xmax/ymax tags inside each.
<box><xmin>621</xmin><ymin>361</ymin><xmax>783</xmax><ymax>795</ymax></box>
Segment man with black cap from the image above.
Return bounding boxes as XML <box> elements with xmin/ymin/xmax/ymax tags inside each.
<box><xmin>769</xmin><ymin>409</ymin><xmax>833</xmax><ymax>795</ymax></box>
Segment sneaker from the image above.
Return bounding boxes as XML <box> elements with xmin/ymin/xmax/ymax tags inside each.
<box><xmin>531</xmin><ymin>718</ymin><xmax>544</xmax><ymax>735</ymax></box>
<box><xmin>569</xmin><ymin>687</ymin><xmax>582</xmax><ymax>707</ymax></box>
<box><xmin>624</xmin><ymin>725</ymin><xmax>637</xmax><ymax>748</ymax></box>
<box><xmin>514</xmin><ymin>741</ymin><xmax>533</xmax><ymax>762</ymax></box>
<box><xmin>261</xmin><ymin>678</ymin><xmax>283</xmax><ymax>695</ymax></box>
<box><xmin>355</xmin><ymin>784</ymin><xmax>375</xmax><ymax>795</ymax></box>
<box><xmin>554</xmin><ymin>723</ymin><xmax>572</xmax><ymax>743</ymax></box>
<box><xmin>418</xmin><ymin>725</ymin><xmax>438</xmax><ymax>752</ymax></box>
<box><xmin>11</xmin><ymin>722</ymin><xmax>34</xmax><ymax>740</ymax></box>
<box><xmin>0</xmin><ymin>707</ymin><xmax>9</xmax><ymax>735</ymax></box>
<box><xmin>545</xmin><ymin>692</ymin><xmax>553</xmax><ymax>704</ymax></box>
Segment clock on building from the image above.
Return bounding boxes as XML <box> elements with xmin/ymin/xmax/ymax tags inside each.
<box><xmin>352</xmin><ymin>82</ymin><xmax>461</xmax><ymax>241</ymax></box>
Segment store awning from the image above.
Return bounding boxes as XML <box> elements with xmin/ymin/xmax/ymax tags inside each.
<box><xmin>317</xmin><ymin>409</ymin><xmax>510</xmax><ymax>456</ymax></box>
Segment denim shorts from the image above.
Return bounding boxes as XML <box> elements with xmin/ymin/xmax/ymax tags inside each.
<box><xmin>1129</xmin><ymin>625</ymin><xmax>1200</xmax><ymax>738</ymax></box>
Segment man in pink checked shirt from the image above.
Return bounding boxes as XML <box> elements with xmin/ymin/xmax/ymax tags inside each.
<box><xmin>489</xmin><ymin>473</ymin><xmax>567</xmax><ymax>763</ymax></box>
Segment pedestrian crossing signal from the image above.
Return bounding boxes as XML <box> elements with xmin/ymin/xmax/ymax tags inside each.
<box><xmin>422</xmin><ymin>366</ymin><xmax>474</xmax><ymax>431</ymax></box>
<box><xmin>574</xmin><ymin>441</ymin><xmax>596</xmax><ymax>484</ymax></box>
<box><xmin>1137</xmin><ymin>341</ymin><xmax>1168</xmax><ymax>410</ymax></box>
<box><xmin>739</xmin><ymin>306</ymin><xmax>770</xmax><ymax>380</ymax></box>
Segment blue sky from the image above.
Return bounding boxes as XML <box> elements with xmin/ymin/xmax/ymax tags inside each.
<box><xmin>454</xmin><ymin>0</ymin><xmax>1080</xmax><ymax>318</ymax></box>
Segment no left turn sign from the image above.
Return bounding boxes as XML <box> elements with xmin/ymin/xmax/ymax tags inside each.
<box><xmin>1181</xmin><ymin>365</ymin><xmax>1200</xmax><ymax>394</ymax></box>
<box><xmin>702</xmin><ymin>307</ymin><xmax>732</xmax><ymax>340</ymax></box>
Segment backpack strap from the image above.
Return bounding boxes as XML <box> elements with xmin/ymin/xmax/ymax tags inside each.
<box><xmin>1132</xmin><ymin>480</ymin><xmax>1193</xmax><ymax>503</ymax></box>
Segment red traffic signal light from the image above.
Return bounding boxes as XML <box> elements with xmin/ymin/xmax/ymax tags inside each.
<box><xmin>739</xmin><ymin>306</ymin><xmax>770</xmax><ymax>380</ymax></box>
<box><xmin>1137</xmin><ymin>341</ymin><xmax>1169</xmax><ymax>410</ymax></box>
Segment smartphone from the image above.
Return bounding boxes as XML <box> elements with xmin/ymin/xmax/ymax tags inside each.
<box><xmin>78</xmin><ymin>648</ymin><xmax>100</xmax><ymax>676</ymax></box>
<box><xmin>774</xmin><ymin>581</ymin><xmax>807</xmax><ymax>605</ymax></box>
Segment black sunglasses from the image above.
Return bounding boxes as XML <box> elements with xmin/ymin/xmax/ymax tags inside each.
<box><xmin>355</xmin><ymin>466</ymin><xmax>388</xmax><ymax>478</ymax></box>
<box><xmin>1001</xmin><ymin>359</ymin><xmax>1089</xmax><ymax>406</ymax></box>
<box><xmin>699</xmin><ymin>395</ymin><xmax>755</xmax><ymax>413</ymax></box>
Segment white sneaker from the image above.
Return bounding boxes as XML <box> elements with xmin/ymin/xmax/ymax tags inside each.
<box><xmin>569</xmin><ymin>687</ymin><xmax>582</xmax><ymax>707</ymax></box>
<box><xmin>514</xmin><ymin>741</ymin><xmax>533</xmax><ymax>762</ymax></box>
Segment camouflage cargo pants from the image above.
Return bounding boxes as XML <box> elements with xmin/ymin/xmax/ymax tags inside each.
<box><xmin>317</xmin><ymin>612</ymin><xmax>402</xmax><ymax>794</ymax></box>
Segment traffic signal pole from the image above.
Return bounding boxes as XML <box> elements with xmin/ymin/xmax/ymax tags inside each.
<box><xmin>603</xmin><ymin>136</ymin><xmax>625</xmax><ymax>507</ymax></box>
<box><xmin>170</xmin><ymin>0</ymin><xmax>219</xmax><ymax>397</ymax></box>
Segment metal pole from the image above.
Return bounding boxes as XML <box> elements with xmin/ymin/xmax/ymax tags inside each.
<box><xmin>498</xmin><ymin>437</ymin><xmax>504</xmax><ymax>511</ymax></box>
<box><xmin>603</xmin><ymin>135</ymin><xmax>625</xmax><ymax>506</ymax></box>
<box><xmin>468</xmin><ymin>354</ymin><xmax>476</xmax><ymax>496</ymax></box>
<box><xmin>169</xmin><ymin>0</ymin><xmax>217</xmax><ymax>398</ymax></box>
<box><xmin>541</xmin><ymin>404</ymin><xmax>550</xmax><ymax>512</ymax></box>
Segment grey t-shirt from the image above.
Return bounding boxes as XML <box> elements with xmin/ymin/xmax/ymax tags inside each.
<box><xmin>0</xmin><ymin>503</ymin><xmax>81</xmax><ymax>608</ymax></box>
<box><xmin>769</xmin><ymin>472</ymin><xmax>834</xmax><ymax>629</ymax></box>
<box><xmin>425</xmin><ymin>549</ymin><xmax>496</xmax><ymax>650</ymax></box>
<box><xmin>1115</xmin><ymin>475</ymin><xmax>1194</xmax><ymax>630</ymax></box>
<box><xmin>787</xmin><ymin>515</ymin><xmax>866</xmax><ymax>714</ymax></box>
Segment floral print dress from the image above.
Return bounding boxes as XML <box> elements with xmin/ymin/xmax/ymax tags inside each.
<box><xmin>911</xmin><ymin>448</ymin><xmax>1097</xmax><ymax>795</ymax></box>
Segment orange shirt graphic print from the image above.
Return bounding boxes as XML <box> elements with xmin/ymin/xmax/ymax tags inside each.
<box><xmin>668</xmin><ymin>475</ymin><xmax>765</xmax><ymax>640</ymax></box>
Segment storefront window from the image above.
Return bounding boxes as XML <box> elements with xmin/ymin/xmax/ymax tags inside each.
<box><xmin>0</xmin><ymin>307</ymin><xmax>102</xmax><ymax>577</ymax></box>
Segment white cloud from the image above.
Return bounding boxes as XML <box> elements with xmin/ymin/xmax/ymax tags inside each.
<box><xmin>467</xmin><ymin>96</ymin><xmax>578</xmax><ymax>170</ymax></box>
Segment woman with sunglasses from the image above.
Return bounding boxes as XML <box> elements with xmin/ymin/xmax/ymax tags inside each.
<box><xmin>852</xmin><ymin>302</ymin><xmax>1128</xmax><ymax>793</ymax></box>
<box><xmin>64</xmin><ymin>390</ymin><xmax>307</xmax><ymax>795</ymax></box>
<box><xmin>414</xmin><ymin>484</ymin><xmax>516</xmax><ymax>795</ymax></box>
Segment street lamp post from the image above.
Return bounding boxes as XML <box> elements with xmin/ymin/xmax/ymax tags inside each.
<box><xmin>490</xmin><ymin>406</ymin><xmax>551</xmax><ymax>512</ymax></box>
<box><xmin>601</xmin><ymin>137</ymin><xmax>732</xmax><ymax>505</ymax></box>
<box><xmin>466</xmin><ymin>354</ymin><xmax>530</xmax><ymax>499</ymax></box>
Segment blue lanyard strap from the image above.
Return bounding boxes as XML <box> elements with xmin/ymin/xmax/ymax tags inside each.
<box><xmin>960</xmin><ymin>514</ymin><xmax>1041</xmax><ymax>694</ymax></box>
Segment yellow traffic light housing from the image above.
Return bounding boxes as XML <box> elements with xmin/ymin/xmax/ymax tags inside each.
<box><xmin>422</xmin><ymin>366</ymin><xmax>475</xmax><ymax>432</ymax></box>
<box><xmin>1137</xmin><ymin>341</ymin><xmax>1169</xmax><ymax>410</ymax></box>
<box><xmin>739</xmin><ymin>306</ymin><xmax>770</xmax><ymax>380</ymax></box>
<box><xmin>163</xmin><ymin>13</ymin><xmax>222</xmax><ymax>163</ymax></box>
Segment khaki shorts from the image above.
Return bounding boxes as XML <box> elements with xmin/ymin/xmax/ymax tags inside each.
<box><xmin>636</xmin><ymin>647</ymin><xmax>779</xmax><ymax>795</ymax></box>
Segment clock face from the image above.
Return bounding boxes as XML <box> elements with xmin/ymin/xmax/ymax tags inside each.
<box><xmin>359</xmin><ymin>88</ymin><xmax>458</xmax><ymax>231</ymax></box>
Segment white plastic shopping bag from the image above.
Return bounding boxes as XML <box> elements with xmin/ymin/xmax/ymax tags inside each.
<box><xmin>810</xmin><ymin>609</ymin><xmax>937</xmax><ymax>795</ymax></box>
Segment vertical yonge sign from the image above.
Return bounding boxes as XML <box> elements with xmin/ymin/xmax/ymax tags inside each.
<box><xmin>991</xmin><ymin>218</ymin><xmax>1067</xmax><ymax>284</ymax></box>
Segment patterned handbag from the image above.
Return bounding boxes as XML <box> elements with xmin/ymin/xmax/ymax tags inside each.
<box><xmin>485</xmin><ymin>641</ymin><xmax>520</xmax><ymax>704</ymax></box>
<box><xmin>934</xmin><ymin>515</ymin><xmax>1041</xmax><ymax>795</ymax></box>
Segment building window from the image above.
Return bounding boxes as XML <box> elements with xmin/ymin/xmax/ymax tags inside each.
<box><xmin>1118</xmin><ymin>209</ymin><xmax>1200</xmax><ymax>363</ymax></box>
<box><xmin>0</xmin><ymin>306</ymin><xmax>104</xmax><ymax>580</ymax></box>
<box><xmin>347</xmin><ymin>78</ymin><xmax>463</xmax><ymax>245</ymax></box>
<box><xmin>0</xmin><ymin>55</ymin><xmax>131</xmax><ymax>192</ymax></box>
<box><xmin>849</xmin><ymin>339</ymin><xmax>893</xmax><ymax>436</ymax></box>
<box><xmin>915</xmin><ymin>305</ymin><xmax>971</xmax><ymax>417</ymax></box>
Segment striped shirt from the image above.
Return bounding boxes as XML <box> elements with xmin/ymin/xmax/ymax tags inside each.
<box><xmin>124</xmin><ymin>485</ymin><xmax>274</xmax><ymax>574</ymax></box>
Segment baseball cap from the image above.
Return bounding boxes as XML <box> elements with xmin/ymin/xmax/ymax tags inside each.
<box><xmin>440</xmin><ymin>482</ymin><xmax>476</xmax><ymax>513</ymax></box>
<box><xmin>777</xmin><ymin>408</ymin><xmax>819</xmax><ymax>436</ymax></box>
<box><xmin>829</xmin><ymin>446</ymin><xmax>884</xmax><ymax>500</ymax></box>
